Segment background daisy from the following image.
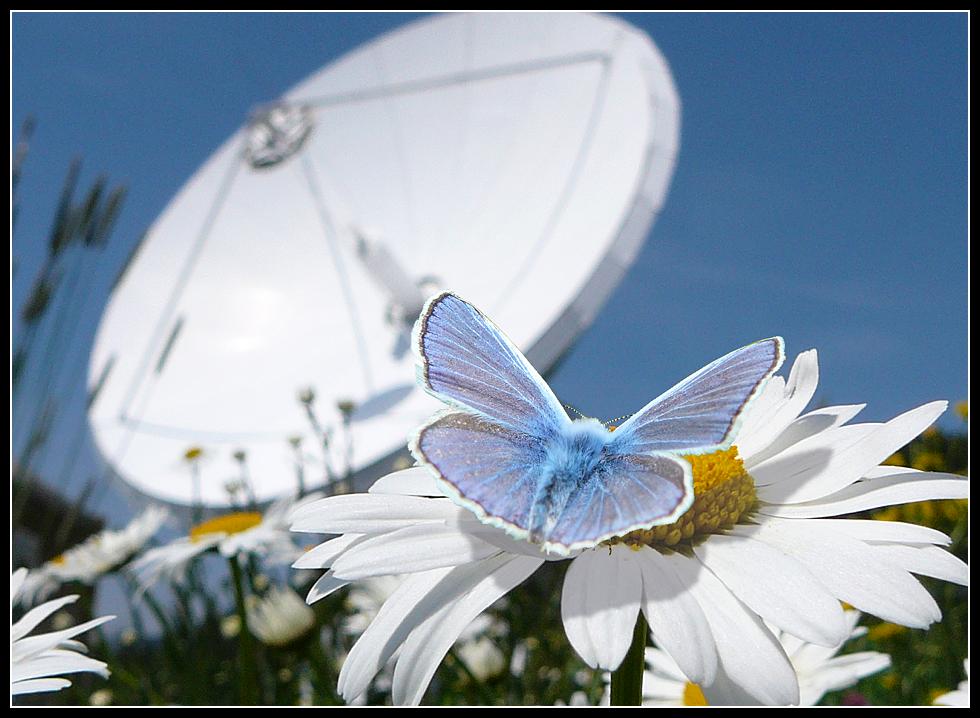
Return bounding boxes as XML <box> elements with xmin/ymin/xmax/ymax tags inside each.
<box><xmin>17</xmin><ymin>506</ymin><xmax>168</xmax><ymax>605</ymax></box>
<box><xmin>933</xmin><ymin>659</ymin><xmax>969</xmax><ymax>707</ymax></box>
<box><xmin>614</xmin><ymin>610</ymin><xmax>890</xmax><ymax>706</ymax></box>
<box><xmin>131</xmin><ymin>492</ymin><xmax>320</xmax><ymax>592</ymax></box>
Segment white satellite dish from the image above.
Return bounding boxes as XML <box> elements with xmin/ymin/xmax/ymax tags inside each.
<box><xmin>87</xmin><ymin>12</ymin><xmax>681</xmax><ymax>507</ymax></box>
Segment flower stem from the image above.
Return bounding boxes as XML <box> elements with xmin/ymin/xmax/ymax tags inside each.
<box><xmin>609</xmin><ymin>611</ymin><xmax>648</xmax><ymax>706</ymax></box>
<box><xmin>229</xmin><ymin>557</ymin><xmax>259</xmax><ymax>705</ymax></box>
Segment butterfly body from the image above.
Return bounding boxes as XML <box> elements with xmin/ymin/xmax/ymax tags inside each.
<box><xmin>410</xmin><ymin>292</ymin><xmax>784</xmax><ymax>555</ymax></box>
<box><xmin>528</xmin><ymin>417</ymin><xmax>610</xmax><ymax>542</ymax></box>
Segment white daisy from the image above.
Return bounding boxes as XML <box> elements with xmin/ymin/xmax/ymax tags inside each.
<box><xmin>130</xmin><ymin>493</ymin><xmax>321</xmax><ymax>592</ymax></box>
<box><xmin>615</xmin><ymin>610</ymin><xmax>889</xmax><ymax>706</ymax></box>
<box><xmin>18</xmin><ymin>506</ymin><xmax>169</xmax><ymax>605</ymax></box>
<box><xmin>934</xmin><ymin>659</ymin><xmax>969</xmax><ymax>707</ymax></box>
<box><xmin>291</xmin><ymin>349</ymin><xmax>968</xmax><ymax>706</ymax></box>
<box><xmin>10</xmin><ymin>568</ymin><xmax>115</xmax><ymax>696</ymax></box>
<box><xmin>246</xmin><ymin>586</ymin><xmax>317</xmax><ymax>648</ymax></box>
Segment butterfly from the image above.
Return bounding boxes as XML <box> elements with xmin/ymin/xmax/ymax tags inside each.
<box><xmin>409</xmin><ymin>292</ymin><xmax>784</xmax><ymax>555</ymax></box>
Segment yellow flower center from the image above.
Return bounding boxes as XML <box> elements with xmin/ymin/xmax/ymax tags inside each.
<box><xmin>619</xmin><ymin>446</ymin><xmax>756</xmax><ymax>549</ymax></box>
<box><xmin>51</xmin><ymin>554</ymin><xmax>66</xmax><ymax>566</ymax></box>
<box><xmin>189</xmin><ymin>512</ymin><xmax>262</xmax><ymax>542</ymax></box>
<box><xmin>683</xmin><ymin>682</ymin><xmax>708</xmax><ymax>706</ymax></box>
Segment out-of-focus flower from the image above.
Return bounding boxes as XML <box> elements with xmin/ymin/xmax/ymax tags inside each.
<box><xmin>874</xmin><ymin>499</ymin><xmax>967</xmax><ymax>526</ymax></box>
<box><xmin>934</xmin><ymin>659</ymin><xmax>969</xmax><ymax>706</ymax></box>
<box><xmin>130</xmin><ymin>493</ymin><xmax>320</xmax><ymax>593</ymax></box>
<box><xmin>954</xmin><ymin>401</ymin><xmax>967</xmax><ymax>421</ymax></box>
<box><xmin>841</xmin><ymin>691</ymin><xmax>871</xmax><ymax>706</ymax></box>
<box><xmin>337</xmin><ymin>399</ymin><xmax>356</xmax><ymax>419</ymax></box>
<box><xmin>292</xmin><ymin>349</ymin><xmax>968</xmax><ymax>706</ymax></box>
<box><xmin>221</xmin><ymin>614</ymin><xmax>242</xmax><ymax>639</ymax></box>
<box><xmin>298</xmin><ymin>387</ymin><xmax>316</xmax><ymax>406</ymax></box>
<box><xmin>89</xmin><ymin>688</ymin><xmax>114</xmax><ymax>706</ymax></box>
<box><xmin>342</xmin><ymin>575</ymin><xmax>403</xmax><ymax>636</ymax></box>
<box><xmin>18</xmin><ymin>506</ymin><xmax>169</xmax><ymax>605</ymax></box>
<box><xmin>612</xmin><ymin>611</ymin><xmax>888</xmax><ymax>706</ymax></box>
<box><xmin>246</xmin><ymin>586</ymin><xmax>317</xmax><ymax>647</ymax></box>
<box><xmin>456</xmin><ymin>633</ymin><xmax>506</xmax><ymax>682</ymax></box>
<box><xmin>10</xmin><ymin>568</ymin><xmax>115</xmax><ymax>696</ymax></box>
<box><xmin>867</xmin><ymin>621</ymin><xmax>907</xmax><ymax>642</ymax></box>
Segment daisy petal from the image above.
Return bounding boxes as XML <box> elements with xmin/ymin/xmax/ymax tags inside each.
<box><xmin>794</xmin><ymin>518</ymin><xmax>950</xmax><ymax>546</ymax></box>
<box><xmin>11</xmin><ymin>615</ymin><xmax>116</xmax><ymax>663</ymax></box>
<box><xmin>733</xmin><ymin>377</ymin><xmax>787</xmax><ymax>458</ymax></box>
<box><xmin>329</xmin><ymin>524</ymin><xmax>500</xmax><ymax>580</ymax></box>
<box><xmin>11</xmin><ymin>677</ymin><xmax>73</xmax><ymax>695</ymax></box>
<box><xmin>339</xmin><ymin>557</ymin><xmax>511</xmax><ymax>702</ymax></box>
<box><xmin>757</xmin><ymin>473</ymin><xmax>967</xmax><ymax>518</ymax></box>
<box><xmin>751</xmin><ymin>424</ymin><xmax>878</xmax><ymax>493</ymax></box>
<box><xmin>368</xmin><ymin>466</ymin><xmax>443</xmax><ymax>496</ymax></box>
<box><xmin>638</xmin><ymin>548</ymin><xmax>718</xmax><ymax>685</ymax></box>
<box><xmin>736</xmin><ymin>520</ymin><xmax>940</xmax><ymax>628</ymax></box>
<box><xmin>338</xmin><ymin>567</ymin><xmax>456</xmax><ymax>701</ymax></box>
<box><xmin>869</xmin><ymin>544</ymin><xmax>968</xmax><ymax>585</ymax></box>
<box><xmin>292</xmin><ymin>534</ymin><xmax>365</xmax><ymax>569</ymax></box>
<box><xmin>452</xmin><ymin>517</ymin><xmax>571</xmax><ymax>561</ymax></box>
<box><xmin>10</xmin><ymin>653</ymin><xmax>109</xmax><ymax>683</ymax></box>
<box><xmin>561</xmin><ymin>546</ymin><xmax>642</xmax><ymax>670</ymax></box>
<box><xmin>391</xmin><ymin>555</ymin><xmax>542</xmax><ymax>705</ymax></box>
<box><xmin>306</xmin><ymin>573</ymin><xmax>349</xmax><ymax>604</ymax></box>
<box><xmin>745</xmin><ymin>404</ymin><xmax>866</xmax><ymax>473</ymax></box>
<box><xmin>682</xmin><ymin>559</ymin><xmax>800</xmax><ymax>706</ymax></box>
<box><xmin>816</xmin><ymin>651</ymin><xmax>891</xmax><ymax>692</ymax></box>
<box><xmin>11</xmin><ymin>595</ymin><xmax>80</xmax><ymax>643</ymax></box>
<box><xmin>11</xmin><ymin>567</ymin><xmax>28</xmax><ymax>604</ymax></box>
<box><xmin>756</xmin><ymin>401</ymin><xmax>947</xmax><ymax>504</ymax></box>
<box><xmin>736</xmin><ymin>350</ymin><xmax>819</xmax><ymax>461</ymax></box>
<box><xmin>290</xmin><ymin>494</ymin><xmax>461</xmax><ymax>534</ymax></box>
<box><xmin>694</xmin><ymin>533</ymin><xmax>847</xmax><ymax>646</ymax></box>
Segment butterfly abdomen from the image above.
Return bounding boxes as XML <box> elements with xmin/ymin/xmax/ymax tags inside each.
<box><xmin>528</xmin><ymin>419</ymin><xmax>611</xmax><ymax>543</ymax></box>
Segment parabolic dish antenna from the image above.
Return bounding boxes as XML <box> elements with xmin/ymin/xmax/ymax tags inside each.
<box><xmin>87</xmin><ymin>12</ymin><xmax>681</xmax><ymax>507</ymax></box>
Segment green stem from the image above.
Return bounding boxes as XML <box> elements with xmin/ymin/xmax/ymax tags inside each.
<box><xmin>229</xmin><ymin>557</ymin><xmax>259</xmax><ymax>705</ymax></box>
<box><xmin>129</xmin><ymin>577</ymin><xmax>180</xmax><ymax>661</ymax></box>
<box><xmin>307</xmin><ymin>633</ymin><xmax>339</xmax><ymax>706</ymax></box>
<box><xmin>609</xmin><ymin>611</ymin><xmax>648</xmax><ymax>706</ymax></box>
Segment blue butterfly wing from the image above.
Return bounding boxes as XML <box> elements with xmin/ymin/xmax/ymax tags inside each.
<box><xmin>413</xmin><ymin>292</ymin><xmax>569</xmax><ymax>437</ymax></box>
<box><xmin>411</xmin><ymin>411</ymin><xmax>545</xmax><ymax>537</ymax></box>
<box><xmin>544</xmin><ymin>453</ymin><xmax>693</xmax><ymax>552</ymax></box>
<box><xmin>610</xmin><ymin>337</ymin><xmax>785</xmax><ymax>456</ymax></box>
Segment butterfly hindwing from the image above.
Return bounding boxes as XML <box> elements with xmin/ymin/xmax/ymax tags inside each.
<box><xmin>413</xmin><ymin>292</ymin><xmax>569</xmax><ymax>437</ymax></box>
<box><xmin>610</xmin><ymin>337</ymin><xmax>785</xmax><ymax>456</ymax></box>
<box><xmin>411</xmin><ymin>410</ymin><xmax>545</xmax><ymax>537</ymax></box>
<box><xmin>544</xmin><ymin>452</ymin><xmax>693</xmax><ymax>551</ymax></box>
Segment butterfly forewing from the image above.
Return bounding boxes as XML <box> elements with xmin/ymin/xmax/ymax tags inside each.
<box><xmin>610</xmin><ymin>337</ymin><xmax>784</xmax><ymax>456</ymax></box>
<box><xmin>414</xmin><ymin>292</ymin><xmax>569</xmax><ymax>436</ymax></box>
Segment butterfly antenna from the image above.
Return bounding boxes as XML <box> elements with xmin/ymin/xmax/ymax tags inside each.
<box><xmin>603</xmin><ymin>413</ymin><xmax>634</xmax><ymax>427</ymax></box>
<box><xmin>562</xmin><ymin>403</ymin><xmax>588</xmax><ymax>420</ymax></box>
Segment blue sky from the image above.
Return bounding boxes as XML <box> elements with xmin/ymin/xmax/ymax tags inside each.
<box><xmin>12</xmin><ymin>11</ymin><xmax>968</xmax><ymax>525</ymax></box>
